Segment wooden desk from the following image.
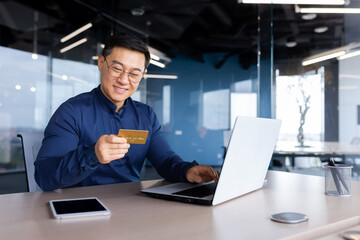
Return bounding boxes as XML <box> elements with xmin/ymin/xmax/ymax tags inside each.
<box><xmin>2</xmin><ymin>171</ymin><xmax>360</xmax><ymax>240</ymax></box>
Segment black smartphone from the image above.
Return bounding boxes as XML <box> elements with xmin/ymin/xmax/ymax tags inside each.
<box><xmin>49</xmin><ymin>197</ymin><xmax>111</xmax><ymax>219</ymax></box>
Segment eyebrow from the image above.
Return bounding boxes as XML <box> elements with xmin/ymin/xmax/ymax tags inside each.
<box><xmin>111</xmin><ymin>60</ymin><xmax>143</xmax><ymax>72</ymax></box>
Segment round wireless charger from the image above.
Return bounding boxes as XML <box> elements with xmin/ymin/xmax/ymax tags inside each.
<box><xmin>270</xmin><ymin>212</ymin><xmax>309</xmax><ymax>224</ymax></box>
<box><xmin>342</xmin><ymin>230</ymin><xmax>360</xmax><ymax>240</ymax></box>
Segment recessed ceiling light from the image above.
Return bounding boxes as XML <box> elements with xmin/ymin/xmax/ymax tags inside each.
<box><xmin>314</xmin><ymin>26</ymin><xmax>328</xmax><ymax>33</ymax></box>
<box><xmin>301</xmin><ymin>13</ymin><xmax>317</xmax><ymax>20</ymax></box>
<box><xmin>32</xmin><ymin>53</ymin><xmax>38</xmax><ymax>60</ymax></box>
<box><xmin>131</xmin><ymin>8</ymin><xmax>145</xmax><ymax>16</ymax></box>
<box><xmin>285</xmin><ymin>37</ymin><xmax>297</xmax><ymax>48</ymax></box>
<box><xmin>286</xmin><ymin>42</ymin><xmax>297</xmax><ymax>48</ymax></box>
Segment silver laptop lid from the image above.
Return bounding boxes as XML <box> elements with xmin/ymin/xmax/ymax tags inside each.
<box><xmin>212</xmin><ymin>116</ymin><xmax>281</xmax><ymax>205</ymax></box>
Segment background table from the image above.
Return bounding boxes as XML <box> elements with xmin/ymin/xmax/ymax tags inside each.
<box><xmin>273</xmin><ymin>141</ymin><xmax>360</xmax><ymax>168</ymax></box>
<box><xmin>275</xmin><ymin>141</ymin><xmax>360</xmax><ymax>156</ymax></box>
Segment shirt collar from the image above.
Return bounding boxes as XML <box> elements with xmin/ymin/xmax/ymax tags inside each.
<box><xmin>95</xmin><ymin>85</ymin><xmax>130</xmax><ymax>114</ymax></box>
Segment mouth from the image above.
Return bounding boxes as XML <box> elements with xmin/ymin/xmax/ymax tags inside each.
<box><xmin>114</xmin><ymin>86</ymin><xmax>127</xmax><ymax>94</ymax></box>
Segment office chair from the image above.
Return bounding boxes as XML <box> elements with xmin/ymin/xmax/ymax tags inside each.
<box><xmin>346</xmin><ymin>137</ymin><xmax>360</xmax><ymax>180</ymax></box>
<box><xmin>17</xmin><ymin>132</ymin><xmax>44</xmax><ymax>192</ymax></box>
<box><xmin>222</xmin><ymin>130</ymin><xmax>231</xmax><ymax>159</ymax></box>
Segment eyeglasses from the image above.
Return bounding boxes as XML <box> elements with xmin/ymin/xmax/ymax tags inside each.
<box><xmin>103</xmin><ymin>56</ymin><xmax>144</xmax><ymax>83</ymax></box>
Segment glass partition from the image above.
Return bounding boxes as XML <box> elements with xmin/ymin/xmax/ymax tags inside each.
<box><xmin>146</xmin><ymin>53</ymin><xmax>259</xmax><ymax>166</ymax></box>
<box><xmin>273</xmin><ymin>2</ymin><xmax>360</xmax><ymax>146</ymax></box>
<box><xmin>51</xmin><ymin>58</ymin><xmax>100</xmax><ymax>114</ymax></box>
<box><xmin>0</xmin><ymin>1</ymin><xmax>284</xmax><ymax>193</ymax></box>
<box><xmin>0</xmin><ymin>47</ymin><xmax>48</xmax><ymax>171</ymax></box>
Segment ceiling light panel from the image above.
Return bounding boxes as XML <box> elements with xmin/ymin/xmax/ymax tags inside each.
<box><xmin>60</xmin><ymin>23</ymin><xmax>92</xmax><ymax>43</ymax></box>
<box><xmin>60</xmin><ymin>38</ymin><xmax>88</xmax><ymax>53</ymax></box>
<box><xmin>302</xmin><ymin>51</ymin><xmax>345</xmax><ymax>66</ymax></box>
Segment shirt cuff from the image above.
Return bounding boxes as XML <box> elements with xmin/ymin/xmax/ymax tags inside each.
<box><xmin>183</xmin><ymin>160</ymin><xmax>199</xmax><ymax>183</ymax></box>
<box><xmin>82</xmin><ymin>145</ymin><xmax>100</xmax><ymax>168</ymax></box>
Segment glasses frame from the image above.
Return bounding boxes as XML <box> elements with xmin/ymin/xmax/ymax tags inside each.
<box><xmin>103</xmin><ymin>56</ymin><xmax>144</xmax><ymax>84</ymax></box>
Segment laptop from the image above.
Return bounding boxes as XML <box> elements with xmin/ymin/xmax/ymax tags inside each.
<box><xmin>141</xmin><ymin>116</ymin><xmax>282</xmax><ymax>206</ymax></box>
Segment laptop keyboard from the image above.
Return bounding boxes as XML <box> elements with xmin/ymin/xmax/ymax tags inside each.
<box><xmin>172</xmin><ymin>183</ymin><xmax>217</xmax><ymax>198</ymax></box>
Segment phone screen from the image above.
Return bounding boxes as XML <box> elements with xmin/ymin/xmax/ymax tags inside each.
<box><xmin>51</xmin><ymin>198</ymin><xmax>107</xmax><ymax>215</ymax></box>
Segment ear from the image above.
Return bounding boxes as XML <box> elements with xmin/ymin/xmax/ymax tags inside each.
<box><xmin>98</xmin><ymin>55</ymin><xmax>104</xmax><ymax>71</ymax></box>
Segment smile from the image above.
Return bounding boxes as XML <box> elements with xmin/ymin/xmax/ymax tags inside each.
<box><xmin>114</xmin><ymin>86</ymin><xmax>127</xmax><ymax>93</ymax></box>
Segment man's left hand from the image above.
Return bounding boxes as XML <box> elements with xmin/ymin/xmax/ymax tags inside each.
<box><xmin>186</xmin><ymin>165</ymin><xmax>220</xmax><ymax>184</ymax></box>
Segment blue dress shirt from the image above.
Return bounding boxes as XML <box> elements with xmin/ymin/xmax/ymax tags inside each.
<box><xmin>35</xmin><ymin>85</ymin><xmax>195</xmax><ymax>191</ymax></box>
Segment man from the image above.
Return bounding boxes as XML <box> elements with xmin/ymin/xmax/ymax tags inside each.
<box><xmin>35</xmin><ymin>32</ymin><xmax>219</xmax><ymax>191</ymax></box>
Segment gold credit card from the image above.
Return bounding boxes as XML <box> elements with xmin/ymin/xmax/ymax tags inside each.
<box><xmin>117</xmin><ymin>129</ymin><xmax>149</xmax><ymax>144</ymax></box>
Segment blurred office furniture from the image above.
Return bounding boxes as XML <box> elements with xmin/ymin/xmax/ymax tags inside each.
<box><xmin>273</xmin><ymin>141</ymin><xmax>360</xmax><ymax>178</ymax></box>
<box><xmin>351</xmin><ymin>137</ymin><xmax>360</xmax><ymax>145</ymax></box>
<box><xmin>345</xmin><ymin>137</ymin><xmax>360</xmax><ymax>179</ymax></box>
<box><xmin>17</xmin><ymin>132</ymin><xmax>43</xmax><ymax>192</ymax></box>
<box><xmin>274</xmin><ymin>141</ymin><xmax>360</xmax><ymax>165</ymax></box>
<box><xmin>1</xmin><ymin>171</ymin><xmax>360</xmax><ymax>239</ymax></box>
<box><xmin>0</xmin><ymin>170</ymin><xmax>27</xmax><ymax>194</ymax></box>
<box><xmin>222</xmin><ymin>130</ymin><xmax>231</xmax><ymax>159</ymax></box>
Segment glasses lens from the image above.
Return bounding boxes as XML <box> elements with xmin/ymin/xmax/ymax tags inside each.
<box><xmin>108</xmin><ymin>64</ymin><xmax>142</xmax><ymax>83</ymax></box>
<box><xmin>108</xmin><ymin>66</ymin><xmax>122</xmax><ymax>77</ymax></box>
<box><xmin>128</xmin><ymin>71</ymin><xmax>142</xmax><ymax>83</ymax></box>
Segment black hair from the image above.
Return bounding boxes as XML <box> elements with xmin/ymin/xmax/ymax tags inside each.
<box><xmin>102</xmin><ymin>32</ymin><xmax>150</xmax><ymax>70</ymax></box>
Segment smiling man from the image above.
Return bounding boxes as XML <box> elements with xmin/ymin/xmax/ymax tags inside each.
<box><xmin>35</xmin><ymin>33</ymin><xmax>219</xmax><ymax>191</ymax></box>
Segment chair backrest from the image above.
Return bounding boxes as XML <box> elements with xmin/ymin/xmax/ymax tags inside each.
<box><xmin>351</xmin><ymin>137</ymin><xmax>360</xmax><ymax>145</ymax></box>
<box><xmin>17</xmin><ymin>132</ymin><xmax>44</xmax><ymax>192</ymax></box>
<box><xmin>223</xmin><ymin>130</ymin><xmax>231</xmax><ymax>148</ymax></box>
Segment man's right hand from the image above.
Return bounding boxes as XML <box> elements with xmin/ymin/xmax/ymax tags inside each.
<box><xmin>95</xmin><ymin>135</ymin><xmax>130</xmax><ymax>164</ymax></box>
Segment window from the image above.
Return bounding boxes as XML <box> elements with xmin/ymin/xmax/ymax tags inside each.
<box><xmin>0</xmin><ymin>47</ymin><xmax>100</xmax><ymax>172</ymax></box>
<box><xmin>230</xmin><ymin>80</ymin><xmax>257</xmax><ymax>128</ymax></box>
<box><xmin>275</xmin><ymin>70</ymin><xmax>324</xmax><ymax>142</ymax></box>
<box><xmin>51</xmin><ymin>58</ymin><xmax>99</xmax><ymax>113</ymax></box>
<box><xmin>203</xmin><ymin>89</ymin><xmax>230</xmax><ymax>130</ymax></box>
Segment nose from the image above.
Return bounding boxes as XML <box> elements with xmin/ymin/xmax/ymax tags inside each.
<box><xmin>116</xmin><ymin>72</ymin><xmax>130</xmax><ymax>84</ymax></box>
